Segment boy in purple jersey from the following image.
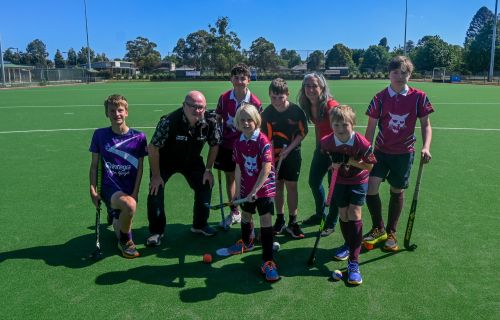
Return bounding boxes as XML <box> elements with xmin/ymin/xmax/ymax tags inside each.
<box><xmin>364</xmin><ymin>56</ymin><xmax>434</xmax><ymax>251</ymax></box>
<box><xmin>321</xmin><ymin>105</ymin><xmax>376</xmax><ymax>285</ymax></box>
<box><xmin>215</xmin><ymin>63</ymin><xmax>262</xmax><ymax>228</ymax></box>
<box><xmin>261</xmin><ymin>78</ymin><xmax>308</xmax><ymax>239</ymax></box>
<box><xmin>225</xmin><ymin>103</ymin><xmax>280</xmax><ymax>282</ymax></box>
<box><xmin>89</xmin><ymin>94</ymin><xmax>148</xmax><ymax>259</ymax></box>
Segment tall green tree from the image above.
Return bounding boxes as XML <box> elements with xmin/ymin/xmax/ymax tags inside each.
<box><xmin>280</xmin><ymin>49</ymin><xmax>302</xmax><ymax>68</ymax></box>
<box><xmin>95</xmin><ymin>53</ymin><xmax>109</xmax><ymax>62</ymax></box>
<box><xmin>124</xmin><ymin>36</ymin><xmax>161</xmax><ymax>72</ymax></box>
<box><xmin>173</xmin><ymin>30</ymin><xmax>211</xmax><ymax>69</ymax></box>
<box><xmin>378</xmin><ymin>37</ymin><xmax>390</xmax><ymax>51</ymax></box>
<box><xmin>360</xmin><ymin>45</ymin><xmax>390</xmax><ymax>72</ymax></box>
<box><xmin>207</xmin><ymin>17</ymin><xmax>245</xmax><ymax>74</ymax></box>
<box><xmin>306</xmin><ymin>50</ymin><xmax>325</xmax><ymax>71</ymax></box>
<box><xmin>464</xmin><ymin>6</ymin><xmax>495</xmax><ymax>48</ymax></box>
<box><xmin>351</xmin><ymin>49</ymin><xmax>365</xmax><ymax>66</ymax></box>
<box><xmin>24</xmin><ymin>39</ymin><xmax>49</xmax><ymax>66</ymax></box>
<box><xmin>54</xmin><ymin>50</ymin><xmax>65</xmax><ymax>68</ymax></box>
<box><xmin>466</xmin><ymin>20</ymin><xmax>500</xmax><ymax>72</ymax></box>
<box><xmin>66</xmin><ymin>48</ymin><xmax>77</xmax><ymax>66</ymax></box>
<box><xmin>77</xmin><ymin>46</ymin><xmax>96</xmax><ymax>65</ymax></box>
<box><xmin>3</xmin><ymin>48</ymin><xmax>20</xmax><ymax>64</ymax></box>
<box><xmin>412</xmin><ymin>35</ymin><xmax>463</xmax><ymax>72</ymax></box>
<box><xmin>325</xmin><ymin>43</ymin><xmax>353</xmax><ymax>68</ymax></box>
<box><xmin>248</xmin><ymin>37</ymin><xmax>280</xmax><ymax>71</ymax></box>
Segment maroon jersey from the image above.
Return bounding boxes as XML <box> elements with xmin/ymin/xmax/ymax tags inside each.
<box><xmin>216</xmin><ymin>89</ymin><xmax>262</xmax><ymax>149</ymax></box>
<box><xmin>233</xmin><ymin>129</ymin><xmax>276</xmax><ymax>198</ymax></box>
<box><xmin>366</xmin><ymin>86</ymin><xmax>434</xmax><ymax>154</ymax></box>
<box><xmin>320</xmin><ymin>132</ymin><xmax>377</xmax><ymax>185</ymax></box>
<box><xmin>312</xmin><ymin>98</ymin><xmax>340</xmax><ymax>143</ymax></box>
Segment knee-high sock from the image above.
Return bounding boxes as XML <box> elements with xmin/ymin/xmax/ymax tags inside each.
<box><xmin>242</xmin><ymin>222</ymin><xmax>252</xmax><ymax>245</ymax></box>
<box><xmin>366</xmin><ymin>194</ymin><xmax>384</xmax><ymax>230</ymax></box>
<box><xmin>260</xmin><ymin>226</ymin><xmax>274</xmax><ymax>262</ymax></box>
<box><xmin>348</xmin><ymin>220</ymin><xmax>363</xmax><ymax>263</ymax></box>
<box><xmin>387</xmin><ymin>191</ymin><xmax>404</xmax><ymax>234</ymax></box>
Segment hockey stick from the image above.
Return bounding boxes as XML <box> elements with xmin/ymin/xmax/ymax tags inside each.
<box><xmin>91</xmin><ymin>155</ymin><xmax>103</xmax><ymax>261</ymax></box>
<box><xmin>404</xmin><ymin>159</ymin><xmax>425</xmax><ymax>250</ymax></box>
<box><xmin>205</xmin><ymin>197</ymin><xmax>249</xmax><ymax>210</ymax></box>
<box><xmin>307</xmin><ymin>168</ymin><xmax>338</xmax><ymax>266</ymax></box>
<box><xmin>217</xmin><ymin>170</ymin><xmax>229</xmax><ymax>230</ymax></box>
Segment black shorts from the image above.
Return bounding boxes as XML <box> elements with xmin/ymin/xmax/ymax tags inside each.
<box><xmin>370</xmin><ymin>150</ymin><xmax>414</xmax><ymax>189</ymax></box>
<box><xmin>241</xmin><ymin>197</ymin><xmax>275</xmax><ymax>216</ymax></box>
<box><xmin>277</xmin><ymin>149</ymin><xmax>302</xmax><ymax>182</ymax></box>
<box><xmin>214</xmin><ymin>146</ymin><xmax>236</xmax><ymax>172</ymax></box>
<box><xmin>333</xmin><ymin>183</ymin><xmax>368</xmax><ymax>208</ymax></box>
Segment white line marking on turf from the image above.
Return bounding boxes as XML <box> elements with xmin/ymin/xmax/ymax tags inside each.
<box><xmin>1</xmin><ymin>102</ymin><xmax>499</xmax><ymax>109</ymax></box>
<box><xmin>64</xmin><ymin>112</ymin><xmax>74</xmax><ymax>115</ymax></box>
<box><xmin>1</xmin><ymin>126</ymin><xmax>499</xmax><ymax>134</ymax></box>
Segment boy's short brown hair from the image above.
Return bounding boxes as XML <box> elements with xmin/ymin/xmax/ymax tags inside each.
<box><xmin>388</xmin><ymin>55</ymin><xmax>414</xmax><ymax>74</ymax></box>
<box><xmin>104</xmin><ymin>94</ymin><xmax>128</xmax><ymax>113</ymax></box>
<box><xmin>269</xmin><ymin>78</ymin><xmax>289</xmax><ymax>95</ymax></box>
<box><xmin>231</xmin><ymin>63</ymin><xmax>251</xmax><ymax>78</ymax></box>
<box><xmin>329</xmin><ymin>105</ymin><xmax>356</xmax><ymax>126</ymax></box>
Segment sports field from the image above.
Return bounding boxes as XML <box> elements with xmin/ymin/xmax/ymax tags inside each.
<box><xmin>1</xmin><ymin>80</ymin><xmax>499</xmax><ymax>319</ymax></box>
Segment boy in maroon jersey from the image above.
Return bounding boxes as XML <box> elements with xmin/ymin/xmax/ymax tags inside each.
<box><xmin>261</xmin><ymin>78</ymin><xmax>308</xmax><ymax>239</ymax></box>
<box><xmin>364</xmin><ymin>56</ymin><xmax>434</xmax><ymax>251</ymax></box>
<box><xmin>224</xmin><ymin>103</ymin><xmax>279</xmax><ymax>282</ymax></box>
<box><xmin>321</xmin><ymin>105</ymin><xmax>376</xmax><ymax>285</ymax></box>
<box><xmin>215</xmin><ymin>63</ymin><xmax>262</xmax><ymax>228</ymax></box>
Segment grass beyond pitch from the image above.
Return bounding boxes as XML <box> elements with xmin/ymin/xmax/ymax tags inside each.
<box><xmin>0</xmin><ymin>80</ymin><xmax>499</xmax><ymax>319</ymax></box>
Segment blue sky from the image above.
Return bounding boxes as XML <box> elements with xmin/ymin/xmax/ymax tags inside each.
<box><xmin>0</xmin><ymin>0</ymin><xmax>495</xmax><ymax>60</ymax></box>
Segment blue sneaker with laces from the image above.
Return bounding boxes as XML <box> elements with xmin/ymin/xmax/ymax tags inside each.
<box><xmin>334</xmin><ymin>244</ymin><xmax>349</xmax><ymax>261</ymax></box>
<box><xmin>261</xmin><ymin>261</ymin><xmax>280</xmax><ymax>282</ymax></box>
<box><xmin>227</xmin><ymin>240</ymin><xmax>254</xmax><ymax>255</ymax></box>
<box><xmin>347</xmin><ymin>260</ymin><xmax>362</xmax><ymax>285</ymax></box>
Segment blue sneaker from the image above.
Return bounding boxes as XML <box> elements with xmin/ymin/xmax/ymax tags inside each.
<box><xmin>261</xmin><ymin>261</ymin><xmax>280</xmax><ymax>282</ymax></box>
<box><xmin>347</xmin><ymin>260</ymin><xmax>362</xmax><ymax>285</ymax></box>
<box><xmin>334</xmin><ymin>244</ymin><xmax>349</xmax><ymax>261</ymax></box>
<box><xmin>227</xmin><ymin>240</ymin><xmax>254</xmax><ymax>255</ymax></box>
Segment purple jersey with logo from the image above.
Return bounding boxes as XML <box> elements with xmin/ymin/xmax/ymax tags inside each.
<box><xmin>233</xmin><ymin>129</ymin><xmax>276</xmax><ymax>198</ymax></box>
<box><xmin>366</xmin><ymin>86</ymin><xmax>434</xmax><ymax>154</ymax></box>
<box><xmin>216</xmin><ymin>89</ymin><xmax>262</xmax><ymax>149</ymax></box>
<box><xmin>89</xmin><ymin>127</ymin><xmax>148</xmax><ymax>195</ymax></box>
<box><xmin>320</xmin><ymin>132</ymin><xmax>377</xmax><ymax>185</ymax></box>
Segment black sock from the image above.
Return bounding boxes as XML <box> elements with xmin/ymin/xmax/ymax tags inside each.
<box><xmin>120</xmin><ymin>231</ymin><xmax>130</xmax><ymax>244</ymax></box>
<box><xmin>276</xmin><ymin>213</ymin><xmax>285</xmax><ymax>223</ymax></box>
<box><xmin>242</xmin><ymin>222</ymin><xmax>252</xmax><ymax>245</ymax></box>
<box><xmin>288</xmin><ymin>214</ymin><xmax>297</xmax><ymax>225</ymax></box>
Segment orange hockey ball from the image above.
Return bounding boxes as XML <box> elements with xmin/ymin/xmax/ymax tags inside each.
<box><xmin>203</xmin><ymin>253</ymin><xmax>212</xmax><ymax>264</ymax></box>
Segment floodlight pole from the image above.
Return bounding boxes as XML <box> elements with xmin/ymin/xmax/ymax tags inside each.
<box><xmin>403</xmin><ymin>0</ymin><xmax>408</xmax><ymax>56</ymax></box>
<box><xmin>488</xmin><ymin>0</ymin><xmax>498</xmax><ymax>82</ymax></box>
<box><xmin>0</xmin><ymin>36</ymin><xmax>6</xmax><ymax>87</ymax></box>
<box><xmin>83</xmin><ymin>0</ymin><xmax>91</xmax><ymax>71</ymax></box>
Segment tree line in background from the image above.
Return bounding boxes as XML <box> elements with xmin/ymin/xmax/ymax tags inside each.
<box><xmin>3</xmin><ymin>7</ymin><xmax>499</xmax><ymax>76</ymax></box>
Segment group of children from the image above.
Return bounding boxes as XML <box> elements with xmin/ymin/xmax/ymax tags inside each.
<box><xmin>89</xmin><ymin>56</ymin><xmax>434</xmax><ymax>285</ymax></box>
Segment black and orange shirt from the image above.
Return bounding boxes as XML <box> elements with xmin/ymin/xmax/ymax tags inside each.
<box><xmin>261</xmin><ymin>102</ymin><xmax>308</xmax><ymax>160</ymax></box>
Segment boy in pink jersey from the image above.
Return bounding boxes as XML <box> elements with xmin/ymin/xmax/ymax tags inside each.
<box><xmin>364</xmin><ymin>56</ymin><xmax>434</xmax><ymax>251</ymax></box>
<box><xmin>321</xmin><ymin>105</ymin><xmax>376</xmax><ymax>285</ymax></box>
<box><xmin>89</xmin><ymin>94</ymin><xmax>148</xmax><ymax>259</ymax></box>
<box><xmin>225</xmin><ymin>103</ymin><xmax>279</xmax><ymax>282</ymax></box>
<box><xmin>215</xmin><ymin>63</ymin><xmax>262</xmax><ymax>228</ymax></box>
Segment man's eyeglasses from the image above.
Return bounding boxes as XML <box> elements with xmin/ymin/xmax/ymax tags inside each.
<box><xmin>184</xmin><ymin>101</ymin><xmax>206</xmax><ymax>111</ymax></box>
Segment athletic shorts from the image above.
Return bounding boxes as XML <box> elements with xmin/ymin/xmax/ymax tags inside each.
<box><xmin>333</xmin><ymin>183</ymin><xmax>368</xmax><ymax>208</ymax></box>
<box><xmin>100</xmin><ymin>185</ymin><xmax>121</xmax><ymax>218</ymax></box>
<box><xmin>370</xmin><ymin>150</ymin><xmax>414</xmax><ymax>189</ymax></box>
<box><xmin>214</xmin><ymin>146</ymin><xmax>236</xmax><ymax>172</ymax></box>
<box><xmin>276</xmin><ymin>149</ymin><xmax>301</xmax><ymax>182</ymax></box>
<box><xmin>241</xmin><ymin>197</ymin><xmax>275</xmax><ymax>216</ymax></box>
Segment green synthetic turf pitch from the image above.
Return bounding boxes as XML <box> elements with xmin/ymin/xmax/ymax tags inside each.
<box><xmin>0</xmin><ymin>80</ymin><xmax>499</xmax><ymax>319</ymax></box>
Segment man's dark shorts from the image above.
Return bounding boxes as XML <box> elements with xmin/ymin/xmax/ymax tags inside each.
<box><xmin>214</xmin><ymin>146</ymin><xmax>236</xmax><ymax>172</ymax></box>
<box><xmin>333</xmin><ymin>183</ymin><xmax>368</xmax><ymax>208</ymax></box>
<box><xmin>370</xmin><ymin>150</ymin><xmax>414</xmax><ymax>189</ymax></box>
<box><xmin>277</xmin><ymin>149</ymin><xmax>301</xmax><ymax>182</ymax></box>
<box><xmin>241</xmin><ymin>197</ymin><xmax>275</xmax><ymax>216</ymax></box>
